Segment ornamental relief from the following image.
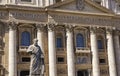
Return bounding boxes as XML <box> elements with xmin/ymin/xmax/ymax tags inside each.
<box><xmin>49</xmin><ymin>13</ymin><xmax>120</xmax><ymax>27</ymax></box>
<box><xmin>0</xmin><ymin>11</ymin><xmax>8</xmax><ymax>20</ymax></box>
<box><xmin>10</xmin><ymin>11</ymin><xmax>47</xmax><ymax>22</ymax></box>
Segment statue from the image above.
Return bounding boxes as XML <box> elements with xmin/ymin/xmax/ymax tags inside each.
<box><xmin>27</xmin><ymin>39</ymin><xmax>45</xmax><ymax>76</ymax></box>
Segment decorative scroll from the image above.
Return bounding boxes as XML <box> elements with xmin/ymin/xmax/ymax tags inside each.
<box><xmin>8</xmin><ymin>22</ymin><xmax>17</xmax><ymax>30</ymax></box>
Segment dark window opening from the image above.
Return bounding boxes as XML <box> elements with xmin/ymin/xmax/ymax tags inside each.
<box><xmin>22</xmin><ymin>57</ymin><xmax>30</xmax><ymax>62</ymax></box>
<box><xmin>77</xmin><ymin>70</ymin><xmax>88</xmax><ymax>76</ymax></box>
<box><xmin>20</xmin><ymin>71</ymin><xmax>29</xmax><ymax>76</ymax></box>
<box><xmin>57</xmin><ymin>57</ymin><xmax>64</xmax><ymax>63</ymax></box>
<box><xmin>99</xmin><ymin>59</ymin><xmax>106</xmax><ymax>64</ymax></box>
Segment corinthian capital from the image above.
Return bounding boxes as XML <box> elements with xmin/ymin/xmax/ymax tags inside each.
<box><xmin>36</xmin><ymin>23</ymin><xmax>45</xmax><ymax>32</ymax></box>
<box><xmin>8</xmin><ymin>21</ymin><xmax>17</xmax><ymax>30</ymax></box>
<box><xmin>90</xmin><ymin>27</ymin><xmax>97</xmax><ymax>34</ymax></box>
<box><xmin>47</xmin><ymin>23</ymin><xmax>56</xmax><ymax>31</ymax></box>
<box><xmin>66</xmin><ymin>25</ymin><xmax>73</xmax><ymax>33</ymax></box>
<box><xmin>106</xmin><ymin>27</ymin><xmax>113</xmax><ymax>35</ymax></box>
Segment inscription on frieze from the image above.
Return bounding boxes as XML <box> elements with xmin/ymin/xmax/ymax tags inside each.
<box><xmin>10</xmin><ymin>11</ymin><xmax>47</xmax><ymax>22</ymax></box>
<box><xmin>50</xmin><ymin>14</ymin><xmax>120</xmax><ymax>26</ymax></box>
<box><xmin>0</xmin><ymin>11</ymin><xmax>8</xmax><ymax>20</ymax></box>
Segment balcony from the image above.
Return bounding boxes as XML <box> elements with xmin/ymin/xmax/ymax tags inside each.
<box><xmin>75</xmin><ymin>47</ymin><xmax>91</xmax><ymax>53</ymax></box>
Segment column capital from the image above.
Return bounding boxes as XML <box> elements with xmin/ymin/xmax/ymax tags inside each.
<box><xmin>90</xmin><ymin>27</ymin><xmax>97</xmax><ymax>34</ymax></box>
<box><xmin>66</xmin><ymin>25</ymin><xmax>73</xmax><ymax>33</ymax></box>
<box><xmin>113</xmin><ymin>30</ymin><xmax>120</xmax><ymax>35</ymax></box>
<box><xmin>8</xmin><ymin>21</ymin><xmax>18</xmax><ymax>30</ymax></box>
<box><xmin>106</xmin><ymin>27</ymin><xmax>113</xmax><ymax>34</ymax></box>
<box><xmin>47</xmin><ymin>23</ymin><xmax>56</xmax><ymax>31</ymax></box>
<box><xmin>36</xmin><ymin>23</ymin><xmax>45</xmax><ymax>32</ymax></box>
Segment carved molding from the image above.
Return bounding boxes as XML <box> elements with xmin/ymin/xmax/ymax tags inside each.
<box><xmin>66</xmin><ymin>25</ymin><xmax>73</xmax><ymax>33</ymax></box>
<box><xmin>106</xmin><ymin>27</ymin><xmax>113</xmax><ymax>35</ymax></box>
<box><xmin>8</xmin><ymin>21</ymin><xmax>18</xmax><ymax>30</ymax></box>
<box><xmin>90</xmin><ymin>27</ymin><xmax>97</xmax><ymax>34</ymax></box>
<box><xmin>36</xmin><ymin>23</ymin><xmax>46</xmax><ymax>32</ymax></box>
<box><xmin>47</xmin><ymin>23</ymin><xmax>56</xmax><ymax>31</ymax></box>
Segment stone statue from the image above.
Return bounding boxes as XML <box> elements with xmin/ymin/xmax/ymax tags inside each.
<box><xmin>27</xmin><ymin>39</ymin><xmax>45</xmax><ymax>76</ymax></box>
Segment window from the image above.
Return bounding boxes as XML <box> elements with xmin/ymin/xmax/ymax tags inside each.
<box><xmin>21</xmin><ymin>31</ymin><xmax>30</xmax><ymax>46</ymax></box>
<box><xmin>22</xmin><ymin>57</ymin><xmax>30</xmax><ymax>62</ymax></box>
<box><xmin>56</xmin><ymin>37</ymin><xmax>63</xmax><ymax>48</ymax></box>
<box><xmin>97</xmin><ymin>36</ymin><xmax>104</xmax><ymax>49</ymax></box>
<box><xmin>99</xmin><ymin>59</ymin><xmax>106</xmax><ymax>64</ymax></box>
<box><xmin>77</xmin><ymin>70</ymin><xmax>88</xmax><ymax>76</ymax></box>
<box><xmin>57</xmin><ymin>57</ymin><xmax>64</xmax><ymax>63</ymax></box>
<box><xmin>76</xmin><ymin>33</ymin><xmax>85</xmax><ymax>48</ymax></box>
<box><xmin>97</xmin><ymin>40</ymin><xmax>103</xmax><ymax>49</ymax></box>
<box><xmin>20</xmin><ymin>70</ymin><xmax>29</xmax><ymax>76</ymax></box>
<box><xmin>21</xmin><ymin>0</ymin><xmax>31</xmax><ymax>2</ymax></box>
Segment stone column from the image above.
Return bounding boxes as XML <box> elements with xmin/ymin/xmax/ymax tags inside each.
<box><xmin>102</xmin><ymin>0</ymin><xmax>111</xmax><ymax>9</ymax></box>
<box><xmin>106</xmin><ymin>28</ymin><xmax>117</xmax><ymax>76</ymax></box>
<box><xmin>36</xmin><ymin>24</ymin><xmax>45</xmax><ymax>53</ymax></box>
<box><xmin>45</xmin><ymin>0</ymin><xmax>49</xmax><ymax>6</ymax></box>
<box><xmin>113</xmin><ymin>30</ymin><xmax>120</xmax><ymax>76</ymax></box>
<box><xmin>66</xmin><ymin>25</ymin><xmax>75</xmax><ymax>76</ymax></box>
<box><xmin>90</xmin><ymin>27</ymin><xmax>100</xmax><ymax>76</ymax></box>
<box><xmin>8</xmin><ymin>22</ymin><xmax>17</xmax><ymax>76</ymax></box>
<box><xmin>37</xmin><ymin>0</ymin><xmax>43</xmax><ymax>7</ymax></box>
<box><xmin>48</xmin><ymin>24</ymin><xmax>56</xmax><ymax>76</ymax></box>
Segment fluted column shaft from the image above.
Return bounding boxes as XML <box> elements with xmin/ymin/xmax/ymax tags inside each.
<box><xmin>66</xmin><ymin>26</ymin><xmax>75</xmax><ymax>76</ymax></box>
<box><xmin>106</xmin><ymin>28</ymin><xmax>117</xmax><ymax>76</ymax></box>
<box><xmin>90</xmin><ymin>27</ymin><xmax>100</xmax><ymax>76</ymax></box>
<box><xmin>48</xmin><ymin>24</ymin><xmax>56</xmax><ymax>76</ymax></box>
<box><xmin>8</xmin><ymin>22</ymin><xmax>17</xmax><ymax>76</ymax></box>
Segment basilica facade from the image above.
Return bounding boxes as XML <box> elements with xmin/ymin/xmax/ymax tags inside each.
<box><xmin>0</xmin><ymin>0</ymin><xmax>120</xmax><ymax>76</ymax></box>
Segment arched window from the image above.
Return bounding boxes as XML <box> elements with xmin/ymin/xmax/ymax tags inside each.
<box><xmin>21</xmin><ymin>31</ymin><xmax>30</xmax><ymax>46</ymax></box>
<box><xmin>76</xmin><ymin>33</ymin><xmax>85</xmax><ymax>48</ymax></box>
<box><xmin>56</xmin><ymin>37</ymin><xmax>63</xmax><ymax>48</ymax></box>
<box><xmin>97</xmin><ymin>36</ymin><xmax>104</xmax><ymax>49</ymax></box>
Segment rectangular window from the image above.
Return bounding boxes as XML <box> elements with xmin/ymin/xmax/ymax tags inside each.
<box><xmin>56</xmin><ymin>37</ymin><xmax>63</xmax><ymax>48</ymax></box>
<box><xmin>57</xmin><ymin>57</ymin><xmax>64</xmax><ymax>63</ymax></box>
<box><xmin>97</xmin><ymin>40</ymin><xmax>103</xmax><ymax>49</ymax></box>
<box><xmin>21</xmin><ymin>0</ymin><xmax>32</xmax><ymax>2</ymax></box>
<box><xmin>22</xmin><ymin>57</ymin><xmax>30</xmax><ymax>62</ymax></box>
<box><xmin>99</xmin><ymin>59</ymin><xmax>106</xmax><ymax>64</ymax></box>
<box><xmin>20</xmin><ymin>70</ymin><xmax>29</xmax><ymax>76</ymax></box>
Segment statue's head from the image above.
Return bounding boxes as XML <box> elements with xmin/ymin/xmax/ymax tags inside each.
<box><xmin>33</xmin><ymin>38</ymin><xmax>38</xmax><ymax>46</ymax></box>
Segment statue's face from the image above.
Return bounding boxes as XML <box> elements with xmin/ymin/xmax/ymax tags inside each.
<box><xmin>33</xmin><ymin>39</ymin><xmax>38</xmax><ymax>46</ymax></box>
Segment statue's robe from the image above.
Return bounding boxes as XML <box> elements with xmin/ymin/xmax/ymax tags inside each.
<box><xmin>27</xmin><ymin>45</ymin><xmax>44</xmax><ymax>76</ymax></box>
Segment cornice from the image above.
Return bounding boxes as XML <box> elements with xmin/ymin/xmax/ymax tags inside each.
<box><xmin>0</xmin><ymin>4</ymin><xmax>47</xmax><ymax>12</ymax></box>
<box><xmin>47</xmin><ymin>8</ymin><xmax>114</xmax><ymax>17</ymax></box>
